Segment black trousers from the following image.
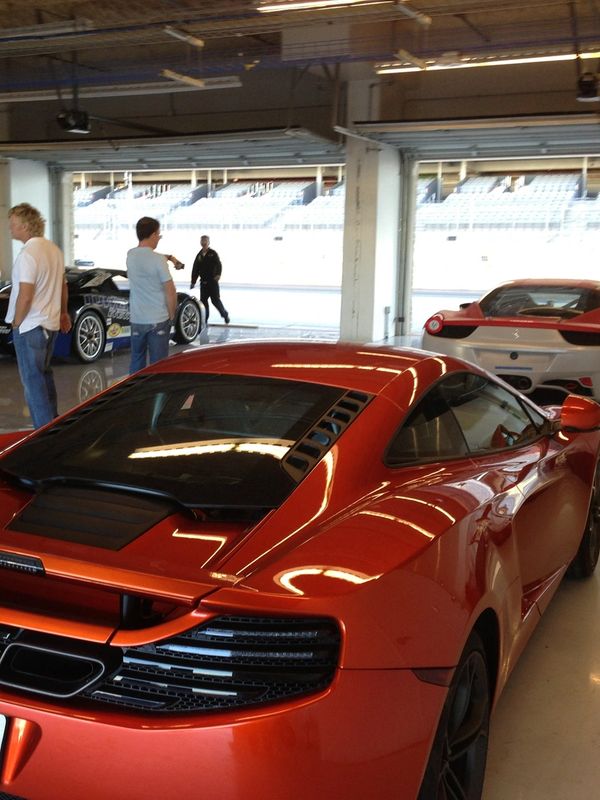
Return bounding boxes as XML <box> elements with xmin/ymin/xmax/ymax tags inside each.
<box><xmin>200</xmin><ymin>279</ymin><xmax>228</xmax><ymax>322</ymax></box>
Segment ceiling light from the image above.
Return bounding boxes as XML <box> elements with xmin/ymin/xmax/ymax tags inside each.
<box><xmin>162</xmin><ymin>68</ymin><xmax>206</xmax><ymax>88</ymax></box>
<box><xmin>394</xmin><ymin>1</ymin><xmax>431</xmax><ymax>27</ymax></box>
<box><xmin>395</xmin><ymin>48</ymin><xmax>428</xmax><ymax>70</ymax></box>
<box><xmin>160</xmin><ymin>70</ymin><xmax>242</xmax><ymax>90</ymax></box>
<box><xmin>257</xmin><ymin>0</ymin><xmax>374</xmax><ymax>12</ymax></box>
<box><xmin>0</xmin><ymin>79</ymin><xmax>244</xmax><ymax>102</ymax></box>
<box><xmin>0</xmin><ymin>18</ymin><xmax>94</xmax><ymax>40</ymax></box>
<box><xmin>376</xmin><ymin>50</ymin><xmax>600</xmax><ymax>74</ymax></box>
<box><xmin>577</xmin><ymin>72</ymin><xmax>600</xmax><ymax>102</ymax></box>
<box><xmin>163</xmin><ymin>26</ymin><xmax>204</xmax><ymax>49</ymax></box>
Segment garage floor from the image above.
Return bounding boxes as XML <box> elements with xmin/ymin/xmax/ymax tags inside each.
<box><xmin>0</xmin><ymin>324</ymin><xmax>597</xmax><ymax>799</ymax></box>
<box><xmin>483</xmin><ymin>568</ymin><xmax>600</xmax><ymax>799</ymax></box>
<box><xmin>0</xmin><ymin>323</ymin><xmax>338</xmax><ymax>432</ymax></box>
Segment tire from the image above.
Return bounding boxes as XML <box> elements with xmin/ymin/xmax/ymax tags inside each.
<box><xmin>77</xmin><ymin>367</ymin><xmax>105</xmax><ymax>403</ymax></box>
<box><xmin>568</xmin><ymin>462</ymin><xmax>600</xmax><ymax>579</ymax></box>
<box><xmin>174</xmin><ymin>299</ymin><xmax>201</xmax><ymax>344</ymax></box>
<box><xmin>418</xmin><ymin>631</ymin><xmax>490</xmax><ymax>800</ymax></box>
<box><xmin>72</xmin><ymin>310</ymin><xmax>106</xmax><ymax>363</ymax></box>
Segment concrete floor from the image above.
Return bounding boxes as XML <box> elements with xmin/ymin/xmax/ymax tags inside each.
<box><xmin>0</xmin><ymin>324</ymin><xmax>598</xmax><ymax>799</ymax></box>
<box><xmin>0</xmin><ymin>322</ymin><xmax>338</xmax><ymax>432</ymax></box>
<box><xmin>483</xmin><ymin>569</ymin><xmax>600</xmax><ymax>799</ymax></box>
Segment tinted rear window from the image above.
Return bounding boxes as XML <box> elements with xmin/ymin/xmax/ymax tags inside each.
<box><xmin>480</xmin><ymin>285</ymin><xmax>600</xmax><ymax>318</ymax></box>
<box><xmin>0</xmin><ymin>374</ymin><xmax>346</xmax><ymax>508</ymax></box>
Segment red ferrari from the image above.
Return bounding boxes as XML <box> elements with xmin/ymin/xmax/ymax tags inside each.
<box><xmin>0</xmin><ymin>341</ymin><xmax>598</xmax><ymax>800</ymax></box>
<box><xmin>422</xmin><ymin>278</ymin><xmax>600</xmax><ymax>402</ymax></box>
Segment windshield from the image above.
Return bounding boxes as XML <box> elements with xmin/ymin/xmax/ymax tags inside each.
<box><xmin>479</xmin><ymin>284</ymin><xmax>600</xmax><ymax>319</ymax></box>
<box><xmin>0</xmin><ymin>373</ymin><xmax>346</xmax><ymax>509</ymax></box>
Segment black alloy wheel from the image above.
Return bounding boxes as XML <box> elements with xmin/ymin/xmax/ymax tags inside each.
<box><xmin>568</xmin><ymin>461</ymin><xmax>600</xmax><ymax>579</ymax></box>
<box><xmin>73</xmin><ymin>310</ymin><xmax>106</xmax><ymax>363</ymax></box>
<box><xmin>174</xmin><ymin>299</ymin><xmax>201</xmax><ymax>344</ymax></box>
<box><xmin>418</xmin><ymin>631</ymin><xmax>490</xmax><ymax>800</ymax></box>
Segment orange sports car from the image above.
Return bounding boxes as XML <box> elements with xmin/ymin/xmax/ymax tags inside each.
<box><xmin>0</xmin><ymin>341</ymin><xmax>598</xmax><ymax>800</ymax></box>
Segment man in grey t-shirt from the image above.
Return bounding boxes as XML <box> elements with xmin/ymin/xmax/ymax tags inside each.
<box><xmin>127</xmin><ymin>217</ymin><xmax>177</xmax><ymax>373</ymax></box>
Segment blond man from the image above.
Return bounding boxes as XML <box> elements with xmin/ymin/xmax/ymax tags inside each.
<box><xmin>6</xmin><ymin>203</ymin><xmax>70</xmax><ymax>428</ymax></box>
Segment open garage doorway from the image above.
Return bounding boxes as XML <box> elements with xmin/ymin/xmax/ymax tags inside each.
<box><xmin>411</xmin><ymin>158</ymin><xmax>600</xmax><ymax>337</ymax></box>
<box><xmin>72</xmin><ymin>166</ymin><xmax>345</xmax><ymax>333</ymax></box>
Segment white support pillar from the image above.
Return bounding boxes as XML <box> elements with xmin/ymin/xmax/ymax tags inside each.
<box><xmin>396</xmin><ymin>154</ymin><xmax>419</xmax><ymax>337</ymax></box>
<box><xmin>340</xmin><ymin>137</ymin><xmax>401</xmax><ymax>342</ymax></box>
<box><xmin>0</xmin><ymin>160</ymin><xmax>12</xmax><ymax>282</ymax></box>
<box><xmin>49</xmin><ymin>167</ymin><xmax>74</xmax><ymax>264</ymax></box>
<box><xmin>316</xmin><ymin>165</ymin><xmax>323</xmax><ymax>196</ymax></box>
<box><xmin>2</xmin><ymin>159</ymin><xmax>53</xmax><ymax>278</ymax></box>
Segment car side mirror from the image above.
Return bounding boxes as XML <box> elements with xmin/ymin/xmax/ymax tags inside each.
<box><xmin>560</xmin><ymin>395</ymin><xmax>600</xmax><ymax>431</ymax></box>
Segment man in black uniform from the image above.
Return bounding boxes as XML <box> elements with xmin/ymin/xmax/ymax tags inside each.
<box><xmin>190</xmin><ymin>234</ymin><xmax>230</xmax><ymax>324</ymax></box>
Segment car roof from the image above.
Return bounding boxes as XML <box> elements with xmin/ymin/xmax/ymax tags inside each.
<box><xmin>151</xmin><ymin>340</ymin><xmax>430</xmax><ymax>394</ymax></box>
<box><xmin>492</xmin><ymin>278</ymin><xmax>600</xmax><ymax>290</ymax></box>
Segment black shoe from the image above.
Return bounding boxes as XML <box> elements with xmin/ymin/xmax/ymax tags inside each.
<box><xmin>224</xmin><ymin>314</ymin><xmax>230</xmax><ymax>324</ymax></box>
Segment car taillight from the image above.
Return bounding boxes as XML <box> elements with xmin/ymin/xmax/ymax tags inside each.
<box><xmin>425</xmin><ymin>314</ymin><xmax>444</xmax><ymax>335</ymax></box>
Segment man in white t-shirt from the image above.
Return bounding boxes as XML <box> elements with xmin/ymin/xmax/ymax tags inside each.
<box><xmin>6</xmin><ymin>203</ymin><xmax>71</xmax><ymax>428</ymax></box>
<box><xmin>126</xmin><ymin>216</ymin><xmax>178</xmax><ymax>373</ymax></box>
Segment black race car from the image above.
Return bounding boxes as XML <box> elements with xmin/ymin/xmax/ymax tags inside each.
<box><xmin>0</xmin><ymin>267</ymin><xmax>205</xmax><ymax>363</ymax></box>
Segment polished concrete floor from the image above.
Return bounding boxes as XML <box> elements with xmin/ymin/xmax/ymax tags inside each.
<box><xmin>483</xmin><ymin>569</ymin><xmax>600</xmax><ymax>799</ymax></box>
<box><xmin>0</xmin><ymin>322</ymin><xmax>338</xmax><ymax>432</ymax></box>
<box><xmin>1</xmin><ymin>325</ymin><xmax>599</xmax><ymax>798</ymax></box>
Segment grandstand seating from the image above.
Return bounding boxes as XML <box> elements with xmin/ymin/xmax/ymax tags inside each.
<box><xmin>75</xmin><ymin>172</ymin><xmax>596</xmax><ymax>239</ymax></box>
<box><xmin>417</xmin><ymin>173</ymin><xmax>582</xmax><ymax>229</ymax></box>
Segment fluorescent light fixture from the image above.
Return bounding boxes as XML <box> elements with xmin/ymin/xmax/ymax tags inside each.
<box><xmin>0</xmin><ymin>78</ymin><xmax>243</xmax><ymax>102</ymax></box>
<box><xmin>163</xmin><ymin>26</ymin><xmax>204</xmax><ymax>49</ymax></box>
<box><xmin>0</xmin><ymin>18</ymin><xmax>94</xmax><ymax>39</ymax></box>
<box><xmin>162</xmin><ymin>68</ymin><xmax>206</xmax><ymax>88</ymax></box>
<box><xmin>376</xmin><ymin>50</ymin><xmax>600</xmax><ymax>74</ymax></box>
<box><xmin>161</xmin><ymin>70</ymin><xmax>242</xmax><ymax>90</ymax></box>
<box><xmin>395</xmin><ymin>48</ymin><xmax>428</xmax><ymax>70</ymax></box>
<box><xmin>257</xmin><ymin>0</ymin><xmax>374</xmax><ymax>11</ymax></box>
<box><xmin>394</xmin><ymin>1</ymin><xmax>431</xmax><ymax>27</ymax></box>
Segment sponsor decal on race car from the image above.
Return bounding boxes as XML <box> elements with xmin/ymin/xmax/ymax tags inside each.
<box><xmin>82</xmin><ymin>294</ymin><xmax>130</xmax><ymax>322</ymax></box>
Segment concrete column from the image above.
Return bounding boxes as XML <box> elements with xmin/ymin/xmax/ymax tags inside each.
<box><xmin>0</xmin><ymin>160</ymin><xmax>12</xmax><ymax>282</ymax></box>
<box><xmin>396</xmin><ymin>154</ymin><xmax>419</xmax><ymax>337</ymax></box>
<box><xmin>49</xmin><ymin>167</ymin><xmax>74</xmax><ymax>264</ymax></box>
<box><xmin>2</xmin><ymin>159</ymin><xmax>52</xmax><ymax>276</ymax></box>
<box><xmin>339</xmin><ymin>137</ymin><xmax>400</xmax><ymax>342</ymax></box>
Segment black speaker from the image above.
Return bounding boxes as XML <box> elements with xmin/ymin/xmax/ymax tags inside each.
<box><xmin>56</xmin><ymin>109</ymin><xmax>91</xmax><ymax>133</ymax></box>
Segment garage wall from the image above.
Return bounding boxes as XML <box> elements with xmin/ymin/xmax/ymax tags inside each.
<box><xmin>377</xmin><ymin>61</ymin><xmax>583</xmax><ymax>123</ymax></box>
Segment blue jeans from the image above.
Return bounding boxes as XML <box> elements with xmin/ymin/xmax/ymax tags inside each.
<box><xmin>13</xmin><ymin>326</ymin><xmax>58</xmax><ymax>429</ymax></box>
<box><xmin>129</xmin><ymin>319</ymin><xmax>171</xmax><ymax>373</ymax></box>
